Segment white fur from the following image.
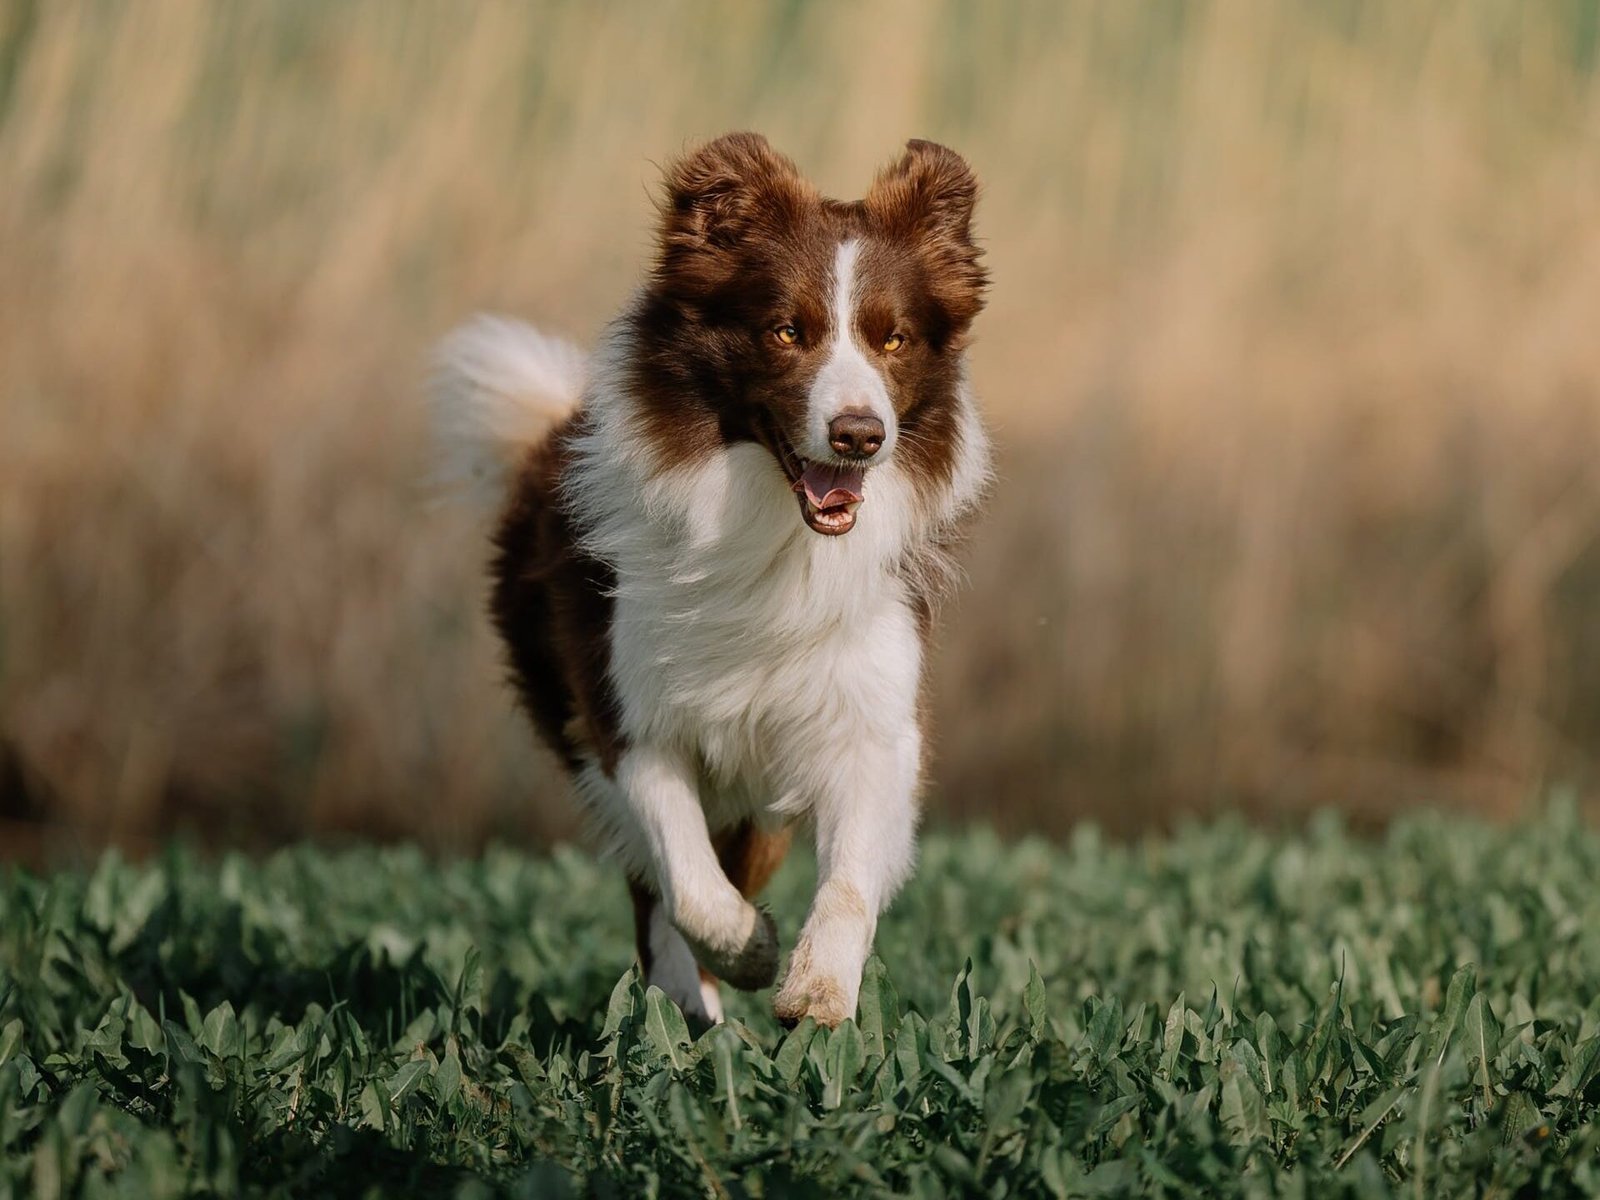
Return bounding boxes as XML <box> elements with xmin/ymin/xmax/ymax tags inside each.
<box><xmin>803</xmin><ymin>240</ymin><xmax>897</xmax><ymax>461</ymax></box>
<box><xmin>647</xmin><ymin>903</ymin><xmax>723</xmax><ymax>1025</ymax></box>
<box><xmin>428</xmin><ymin>315</ymin><xmax>587</xmax><ymax>513</ymax></box>
<box><xmin>613</xmin><ymin>745</ymin><xmax>768</xmax><ymax>959</ymax></box>
<box><xmin>559</xmin><ymin>247</ymin><xmax>988</xmax><ymax>1024</ymax></box>
<box><xmin>434</xmin><ymin>247</ymin><xmax>990</xmax><ymax>1025</ymax></box>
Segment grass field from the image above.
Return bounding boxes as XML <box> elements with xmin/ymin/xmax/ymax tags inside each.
<box><xmin>9</xmin><ymin>9</ymin><xmax>1600</xmax><ymax>1191</ymax></box>
<box><xmin>4</xmin><ymin>807</ymin><xmax>1600</xmax><ymax>1196</ymax></box>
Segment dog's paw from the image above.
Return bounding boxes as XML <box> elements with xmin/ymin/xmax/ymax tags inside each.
<box><xmin>772</xmin><ymin>968</ymin><xmax>854</xmax><ymax>1029</ymax></box>
<box><xmin>682</xmin><ymin>904</ymin><xmax>779</xmax><ymax>992</ymax></box>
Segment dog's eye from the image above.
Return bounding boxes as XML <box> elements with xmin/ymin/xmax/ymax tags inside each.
<box><xmin>774</xmin><ymin>324</ymin><xmax>800</xmax><ymax>346</ymax></box>
<box><xmin>883</xmin><ymin>333</ymin><xmax>906</xmax><ymax>353</ymax></box>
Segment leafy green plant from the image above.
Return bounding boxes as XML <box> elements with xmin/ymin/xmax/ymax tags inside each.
<box><xmin>4</xmin><ymin>805</ymin><xmax>1600</xmax><ymax>1196</ymax></box>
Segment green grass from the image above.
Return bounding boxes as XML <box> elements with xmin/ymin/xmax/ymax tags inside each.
<box><xmin>4</xmin><ymin>807</ymin><xmax>1600</xmax><ymax>1197</ymax></box>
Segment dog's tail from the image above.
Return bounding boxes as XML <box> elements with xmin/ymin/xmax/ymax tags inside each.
<box><xmin>428</xmin><ymin>314</ymin><xmax>587</xmax><ymax>514</ymax></box>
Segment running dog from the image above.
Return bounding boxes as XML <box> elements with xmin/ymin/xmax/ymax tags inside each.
<box><xmin>430</xmin><ymin>132</ymin><xmax>990</xmax><ymax>1027</ymax></box>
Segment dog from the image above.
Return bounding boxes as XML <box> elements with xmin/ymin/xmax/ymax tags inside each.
<box><xmin>429</xmin><ymin>133</ymin><xmax>990</xmax><ymax>1028</ymax></box>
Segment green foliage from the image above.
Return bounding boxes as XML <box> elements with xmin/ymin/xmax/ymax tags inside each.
<box><xmin>4</xmin><ymin>808</ymin><xmax>1600</xmax><ymax>1196</ymax></box>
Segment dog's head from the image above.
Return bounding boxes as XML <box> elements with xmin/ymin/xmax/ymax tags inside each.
<box><xmin>630</xmin><ymin>133</ymin><xmax>986</xmax><ymax>536</ymax></box>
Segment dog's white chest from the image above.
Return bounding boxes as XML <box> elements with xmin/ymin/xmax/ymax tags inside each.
<box><xmin>605</xmin><ymin>450</ymin><xmax>924</xmax><ymax>821</ymax></box>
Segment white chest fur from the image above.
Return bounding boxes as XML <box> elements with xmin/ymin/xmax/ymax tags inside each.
<box><xmin>603</xmin><ymin>442</ymin><xmax>924</xmax><ymax>826</ymax></box>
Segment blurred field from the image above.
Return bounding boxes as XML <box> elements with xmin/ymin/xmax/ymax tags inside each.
<box><xmin>4</xmin><ymin>0</ymin><xmax>1600</xmax><ymax>855</ymax></box>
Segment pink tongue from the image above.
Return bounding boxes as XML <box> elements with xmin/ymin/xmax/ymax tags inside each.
<box><xmin>796</xmin><ymin>462</ymin><xmax>865</xmax><ymax>509</ymax></box>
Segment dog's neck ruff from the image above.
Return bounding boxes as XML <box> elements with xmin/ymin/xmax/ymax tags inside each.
<box><xmin>564</xmin><ymin>315</ymin><xmax>992</xmax><ymax>610</ymax></box>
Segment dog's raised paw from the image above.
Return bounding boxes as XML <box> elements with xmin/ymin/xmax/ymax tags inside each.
<box><xmin>685</xmin><ymin>905</ymin><xmax>779</xmax><ymax>993</ymax></box>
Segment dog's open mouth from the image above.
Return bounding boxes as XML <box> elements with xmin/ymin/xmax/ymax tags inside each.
<box><xmin>769</xmin><ymin>429</ymin><xmax>866</xmax><ymax>536</ymax></box>
<box><xmin>792</xmin><ymin>461</ymin><xmax>865</xmax><ymax>535</ymax></box>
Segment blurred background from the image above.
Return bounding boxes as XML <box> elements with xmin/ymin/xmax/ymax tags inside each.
<box><xmin>4</xmin><ymin>0</ymin><xmax>1600</xmax><ymax>861</ymax></box>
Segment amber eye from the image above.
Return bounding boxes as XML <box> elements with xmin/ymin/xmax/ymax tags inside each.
<box><xmin>883</xmin><ymin>332</ymin><xmax>907</xmax><ymax>353</ymax></box>
<box><xmin>774</xmin><ymin>324</ymin><xmax>800</xmax><ymax>346</ymax></box>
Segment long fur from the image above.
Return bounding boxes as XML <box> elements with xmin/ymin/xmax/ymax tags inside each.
<box><xmin>427</xmin><ymin>315</ymin><xmax>587</xmax><ymax>513</ymax></box>
<box><xmin>428</xmin><ymin>134</ymin><xmax>991</xmax><ymax>1029</ymax></box>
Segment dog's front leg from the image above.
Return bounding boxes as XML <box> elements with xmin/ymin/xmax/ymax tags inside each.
<box><xmin>615</xmin><ymin>745</ymin><xmax>779</xmax><ymax>991</ymax></box>
<box><xmin>773</xmin><ymin>732</ymin><xmax>920</xmax><ymax>1028</ymax></box>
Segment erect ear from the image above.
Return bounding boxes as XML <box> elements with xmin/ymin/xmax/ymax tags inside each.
<box><xmin>655</xmin><ymin>132</ymin><xmax>814</xmax><ymax>296</ymax></box>
<box><xmin>866</xmin><ymin>139</ymin><xmax>978</xmax><ymax>244</ymax></box>
<box><xmin>864</xmin><ymin>140</ymin><xmax>986</xmax><ymax>334</ymax></box>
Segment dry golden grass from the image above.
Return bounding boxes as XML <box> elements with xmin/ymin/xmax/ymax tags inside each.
<box><xmin>4</xmin><ymin>0</ymin><xmax>1600</xmax><ymax>854</ymax></box>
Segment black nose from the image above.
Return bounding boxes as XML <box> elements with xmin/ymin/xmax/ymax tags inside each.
<box><xmin>828</xmin><ymin>411</ymin><xmax>886</xmax><ymax>459</ymax></box>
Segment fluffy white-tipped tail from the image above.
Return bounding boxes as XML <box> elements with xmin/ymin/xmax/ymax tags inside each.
<box><xmin>428</xmin><ymin>315</ymin><xmax>587</xmax><ymax>513</ymax></box>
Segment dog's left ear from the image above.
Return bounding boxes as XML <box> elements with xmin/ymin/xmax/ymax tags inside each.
<box><xmin>655</xmin><ymin>132</ymin><xmax>814</xmax><ymax>300</ymax></box>
<box><xmin>865</xmin><ymin>140</ymin><xmax>987</xmax><ymax>335</ymax></box>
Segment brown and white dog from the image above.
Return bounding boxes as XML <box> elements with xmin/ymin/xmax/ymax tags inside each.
<box><xmin>430</xmin><ymin>133</ymin><xmax>990</xmax><ymax>1028</ymax></box>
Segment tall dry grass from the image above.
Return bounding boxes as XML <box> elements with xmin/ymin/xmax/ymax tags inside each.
<box><xmin>4</xmin><ymin>0</ymin><xmax>1600</xmax><ymax>856</ymax></box>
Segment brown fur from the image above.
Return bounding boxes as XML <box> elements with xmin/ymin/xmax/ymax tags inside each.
<box><xmin>490</xmin><ymin>133</ymin><xmax>986</xmax><ymax>791</ymax></box>
<box><xmin>626</xmin><ymin>132</ymin><xmax>984</xmax><ymax>509</ymax></box>
<box><xmin>488</xmin><ymin>133</ymin><xmax>986</xmax><ymax>1013</ymax></box>
<box><xmin>489</xmin><ymin>412</ymin><xmax>625</xmax><ymax>773</ymax></box>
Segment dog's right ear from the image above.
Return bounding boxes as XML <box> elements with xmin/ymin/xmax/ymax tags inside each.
<box><xmin>864</xmin><ymin>140</ymin><xmax>986</xmax><ymax>337</ymax></box>
<box><xmin>655</xmin><ymin>133</ymin><xmax>813</xmax><ymax>296</ymax></box>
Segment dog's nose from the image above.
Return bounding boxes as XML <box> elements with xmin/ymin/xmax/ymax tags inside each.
<box><xmin>828</xmin><ymin>410</ymin><xmax>886</xmax><ymax>459</ymax></box>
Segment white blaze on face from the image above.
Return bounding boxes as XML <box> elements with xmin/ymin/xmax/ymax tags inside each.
<box><xmin>804</xmin><ymin>239</ymin><xmax>895</xmax><ymax>462</ymax></box>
